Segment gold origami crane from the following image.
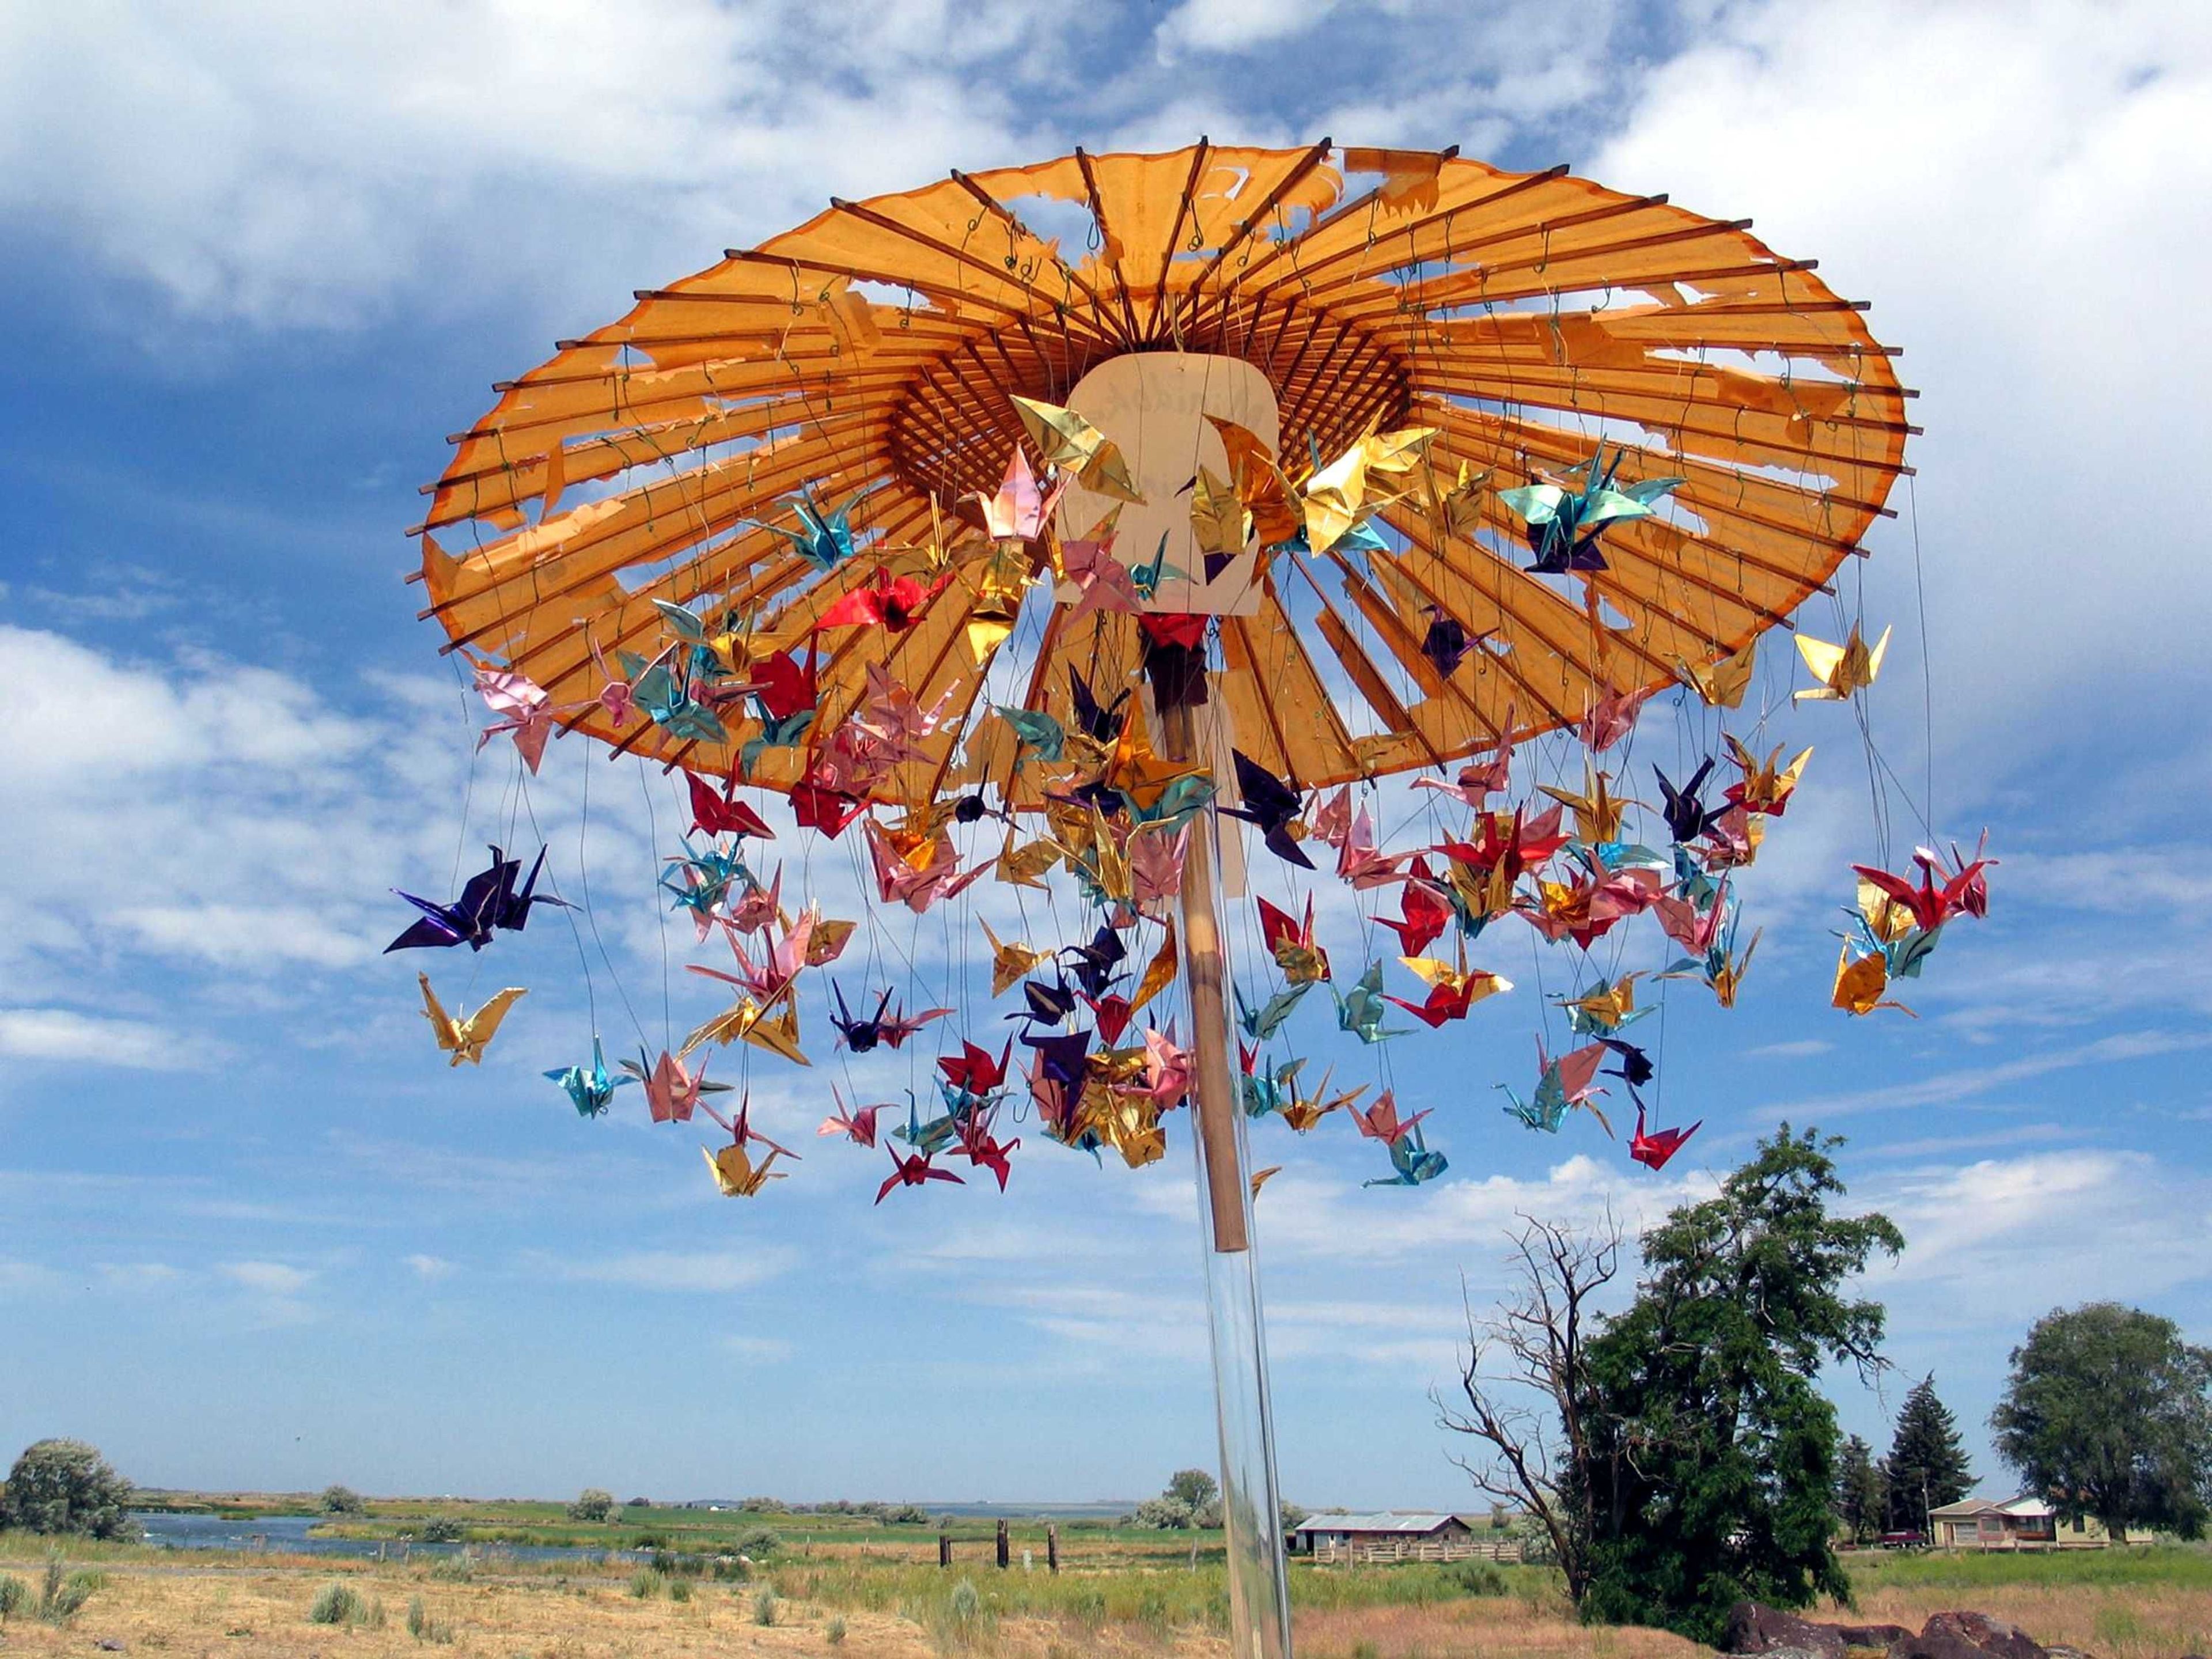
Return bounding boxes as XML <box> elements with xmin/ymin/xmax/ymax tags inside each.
<box><xmin>1677</xmin><ymin>639</ymin><xmax>1756</xmax><ymax>709</ymax></box>
<box><xmin>1280</xmin><ymin>1065</ymin><xmax>1368</xmax><ymax>1133</ymax></box>
<box><xmin>1710</xmin><ymin>931</ymin><xmax>1761</xmax><ymax>1008</ymax></box>
<box><xmin>1298</xmin><ymin>424</ymin><xmax>1435</xmax><ymax>556</ymax></box>
<box><xmin>1724</xmin><ymin>737</ymin><xmax>1813</xmax><ymax>816</ymax></box>
<box><xmin>1796</xmin><ymin>623</ymin><xmax>1891</xmax><ymax>701</ymax></box>
<box><xmin>1190</xmin><ymin>465</ymin><xmax>1252</xmax><ymax>559</ymax></box>
<box><xmin>702</xmin><ymin>1142</ymin><xmax>788</xmax><ymax>1197</ymax></box>
<box><xmin>994</xmin><ymin>830</ymin><xmax>1062</xmax><ymax>890</ymax></box>
<box><xmin>1540</xmin><ymin>765</ymin><xmax>1631</xmax><ymax>844</ymax></box>
<box><xmin>980</xmin><ymin>919</ymin><xmax>1051</xmax><ymax>998</ymax></box>
<box><xmin>418</xmin><ymin>975</ymin><xmax>526</xmax><ymax>1067</ymax></box>
<box><xmin>682</xmin><ymin>991</ymin><xmax>810</xmax><ymax>1065</ymax></box>
<box><xmin>1129</xmin><ymin>919</ymin><xmax>1180</xmax><ymax>1013</ymax></box>
<box><xmin>1420</xmin><ymin>457</ymin><xmax>1490</xmax><ymax>541</ymax></box>
<box><xmin>1010</xmin><ymin>396</ymin><xmax>1144</xmax><ymax>503</ymax></box>
<box><xmin>1832</xmin><ymin>947</ymin><xmax>1915</xmax><ymax>1018</ymax></box>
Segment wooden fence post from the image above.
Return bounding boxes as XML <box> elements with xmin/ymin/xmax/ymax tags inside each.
<box><xmin>938</xmin><ymin>1533</ymin><xmax>951</xmax><ymax>1569</ymax></box>
<box><xmin>1047</xmin><ymin>1526</ymin><xmax>1059</xmax><ymax>1573</ymax></box>
<box><xmin>995</xmin><ymin>1519</ymin><xmax>1010</xmax><ymax>1569</ymax></box>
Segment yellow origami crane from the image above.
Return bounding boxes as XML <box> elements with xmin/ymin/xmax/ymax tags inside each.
<box><xmin>1832</xmin><ymin>947</ymin><xmax>1915</xmax><ymax>1018</ymax></box>
<box><xmin>682</xmin><ymin>991</ymin><xmax>810</xmax><ymax>1065</ymax></box>
<box><xmin>1855</xmin><ymin>876</ymin><xmax>1917</xmax><ymax>944</ymax></box>
<box><xmin>1562</xmin><ymin>974</ymin><xmax>1643</xmax><ymax>1032</ymax></box>
<box><xmin>1010</xmin><ymin>396</ymin><xmax>1145</xmax><ymax>503</ymax></box>
<box><xmin>702</xmin><ymin>1142</ymin><xmax>788</xmax><ymax>1197</ymax></box>
<box><xmin>960</xmin><ymin>540</ymin><xmax>1039</xmax><ymax>661</ymax></box>
<box><xmin>1249</xmin><ymin>1165</ymin><xmax>1283</xmax><ymax>1198</ymax></box>
<box><xmin>1710</xmin><ymin>930</ymin><xmax>1761</xmax><ymax>1008</ymax></box>
<box><xmin>1796</xmin><ymin>623</ymin><xmax>1891</xmax><ymax>701</ymax></box>
<box><xmin>1298</xmin><ymin>425</ymin><xmax>1434</xmax><ymax>556</ymax></box>
<box><xmin>1677</xmin><ymin>640</ymin><xmax>1756</xmax><ymax>709</ymax></box>
<box><xmin>1280</xmin><ymin>1066</ymin><xmax>1368</xmax><ymax>1133</ymax></box>
<box><xmin>418</xmin><ymin>975</ymin><xmax>526</xmax><ymax>1067</ymax></box>
<box><xmin>1190</xmin><ymin>465</ymin><xmax>1252</xmax><ymax>559</ymax></box>
<box><xmin>980</xmin><ymin>919</ymin><xmax>1050</xmax><ymax>998</ymax></box>
<box><xmin>1397</xmin><ymin>953</ymin><xmax>1511</xmax><ymax>1005</ymax></box>
<box><xmin>1540</xmin><ymin>765</ymin><xmax>1631</xmax><ymax>844</ymax></box>
<box><xmin>1724</xmin><ymin>737</ymin><xmax>1813</xmax><ymax>816</ymax></box>
<box><xmin>1206</xmin><ymin>416</ymin><xmax>1302</xmax><ymax>547</ymax></box>
<box><xmin>1128</xmin><ymin>919</ymin><xmax>1180</xmax><ymax>1014</ymax></box>
<box><xmin>1420</xmin><ymin>457</ymin><xmax>1490</xmax><ymax>541</ymax></box>
<box><xmin>994</xmin><ymin>830</ymin><xmax>1062</xmax><ymax>890</ymax></box>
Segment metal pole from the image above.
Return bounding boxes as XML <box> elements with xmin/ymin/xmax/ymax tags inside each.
<box><xmin>1164</xmin><ymin>701</ymin><xmax>1293</xmax><ymax>1659</ymax></box>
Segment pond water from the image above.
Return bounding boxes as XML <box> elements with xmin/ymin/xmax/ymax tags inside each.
<box><xmin>130</xmin><ymin>1513</ymin><xmax>643</xmax><ymax>1565</ymax></box>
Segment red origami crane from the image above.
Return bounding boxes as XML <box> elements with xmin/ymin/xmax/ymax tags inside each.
<box><xmin>1629</xmin><ymin>1099</ymin><xmax>1701</xmax><ymax>1171</ymax></box>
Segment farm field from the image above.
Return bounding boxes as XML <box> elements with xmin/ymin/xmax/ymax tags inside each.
<box><xmin>5</xmin><ymin>1510</ymin><xmax>2211</xmax><ymax>1659</ymax></box>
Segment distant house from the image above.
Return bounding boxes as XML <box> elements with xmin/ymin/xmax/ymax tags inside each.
<box><xmin>1292</xmin><ymin>1512</ymin><xmax>1510</xmax><ymax>1563</ymax></box>
<box><xmin>1927</xmin><ymin>1495</ymin><xmax>2120</xmax><ymax>1549</ymax></box>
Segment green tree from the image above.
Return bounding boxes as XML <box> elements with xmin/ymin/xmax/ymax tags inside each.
<box><xmin>566</xmin><ymin>1488</ymin><xmax>616</xmax><ymax>1522</ymax></box>
<box><xmin>1580</xmin><ymin>1127</ymin><xmax>1903</xmax><ymax>1642</ymax></box>
<box><xmin>1165</xmin><ymin>1469</ymin><xmax>1218</xmax><ymax>1512</ymax></box>
<box><xmin>320</xmin><ymin>1484</ymin><xmax>366</xmax><ymax>1516</ymax></box>
<box><xmin>1835</xmin><ymin>1434</ymin><xmax>1887</xmax><ymax>1543</ymax></box>
<box><xmin>1</xmin><ymin>1442</ymin><xmax>135</xmax><ymax>1540</ymax></box>
<box><xmin>1884</xmin><ymin>1374</ymin><xmax>1972</xmax><ymax>1535</ymax></box>
<box><xmin>1991</xmin><ymin>1302</ymin><xmax>2212</xmax><ymax>1541</ymax></box>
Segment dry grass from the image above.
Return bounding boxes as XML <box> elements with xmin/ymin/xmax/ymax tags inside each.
<box><xmin>7</xmin><ymin>1550</ymin><xmax>2206</xmax><ymax>1659</ymax></box>
<box><xmin>1833</xmin><ymin>1581</ymin><xmax>2212</xmax><ymax>1659</ymax></box>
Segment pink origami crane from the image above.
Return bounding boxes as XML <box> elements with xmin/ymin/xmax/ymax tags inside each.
<box><xmin>1120</xmin><ymin>1025</ymin><xmax>1193</xmax><ymax>1112</ymax></box>
<box><xmin>818</xmin><ymin>1084</ymin><xmax>895</xmax><ymax>1149</ymax></box>
<box><xmin>863</xmin><ymin>821</ymin><xmax>988</xmax><ymax>914</ymax></box>
<box><xmin>964</xmin><ymin>448</ymin><xmax>1068</xmax><ymax>541</ymax></box>
<box><xmin>472</xmin><ymin>663</ymin><xmax>559</xmax><ymax>772</ymax></box>
<box><xmin>1060</xmin><ymin>530</ymin><xmax>1141</xmax><ymax>624</ymax></box>
<box><xmin>1577</xmin><ymin>684</ymin><xmax>1656</xmax><ymax>753</ymax></box>
<box><xmin>1350</xmin><ymin>1089</ymin><xmax>1433</xmax><ymax>1144</ymax></box>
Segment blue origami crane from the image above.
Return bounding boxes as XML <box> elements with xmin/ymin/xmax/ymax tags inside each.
<box><xmin>995</xmin><ymin>705</ymin><xmax>1067</xmax><ymax>765</ymax></box>
<box><xmin>1236</xmin><ymin>982</ymin><xmax>1311</xmax><ymax>1042</ymax></box>
<box><xmin>546</xmin><ymin>1037</ymin><xmax>634</xmax><ymax>1119</ymax></box>
<box><xmin>759</xmin><ymin>487</ymin><xmax>865</xmax><ymax>572</ymax></box>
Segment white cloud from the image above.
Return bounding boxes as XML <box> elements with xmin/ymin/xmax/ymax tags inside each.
<box><xmin>0</xmin><ymin>1007</ymin><xmax>209</xmax><ymax>1070</ymax></box>
<box><xmin>404</xmin><ymin>1253</ymin><xmax>453</xmax><ymax>1280</ymax></box>
<box><xmin>219</xmin><ymin>1260</ymin><xmax>316</xmax><ymax>1296</ymax></box>
<box><xmin>554</xmin><ymin>1249</ymin><xmax>795</xmax><ymax>1293</ymax></box>
<box><xmin>1156</xmin><ymin>0</ymin><xmax>1343</xmax><ymax>56</ymax></box>
<box><xmin>721</xmin><ymin>1335</ymin><xmax>794</xmax><ymax>1363</ymax></box>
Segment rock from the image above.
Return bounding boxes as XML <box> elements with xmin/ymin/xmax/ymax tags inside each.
<box><xmin>1836</xmin><ymin>1627</ymin><xmax>1915</xmax><ymax>1649</ymax></box>
<box><xmin>2043</xmin><ymin>1647</ymin><xmax>2099</xmax><ymax>1659</ymax></box>
<box><xmin>1887</xmin><ymin>1611</ymin><xmax>2049</xmax><ymax>1659</ymax></box>
<box><xmin>94</xmin><ymin>1642</ymin><xmax>126</xmax><ymax>1653</ymax></box>
<box><xmin>1723</xmin><ymin>1603</ymin><xmax>1847</xmax><ymax>1659</ymax></box>
<box><xmin>1926</xmin><ymin>1611</ymin><xmax>2048</xmax><ymax>1659</ymax></box>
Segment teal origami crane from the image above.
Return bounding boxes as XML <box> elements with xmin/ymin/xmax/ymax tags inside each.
<box><xmin>546</xmin><ymin>1037</ymin><xmax>634</xmax><ymax>1119</ymax></box>
<box><xmin>622</xmin><ymin>650</ymin><xmax>728</xmax><ymax>745</ymax></box>
<box><xmin>1332</xmin><ymin>961</ymin><xmax>1408</xmax><ymax>1044</ymax></box>
<box><xmin>1240</xmin><ymin>1054</ymin><xmax>1303</xmax><ymax>1120</ymax></box>
<box><xmin>1236</xmin><ymin>982</ymin><xmax>1311</xmax><ymax>1042</ymax></box>
<box><xmin>1499</xmin><ymin>442</ymin><xmax>1685</xmax><ymax>573</ymax></box>
<box><xmin>1129</xmin><ymin>532</ymin><xmax>1190</xmax><ymax>601</ymax></box>
<box><xmin>1364</xmin><ymin>1127</ymin><xmax>1448</xmax><ymax>1187</ymax></box>
<box><xmin>995</xmin><ymin>705</ymin><xmax>1067</xmax><ymax>765</ymax></box>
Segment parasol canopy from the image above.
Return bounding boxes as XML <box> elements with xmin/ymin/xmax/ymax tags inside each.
<box><xmin>412</xmin><ymin>140</ymin><xmax>1912</xmax><ymax>807</ymax></box>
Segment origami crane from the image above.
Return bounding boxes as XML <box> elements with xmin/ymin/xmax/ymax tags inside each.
<box><xmin>1539</xmin><ymin>766</ymin><xmax>1632</xmax><ymax>845</ymax></box>
<box><xmin>956</xmin><ymin>1114</ymin><xmax>1021</xmax><ymax>1191</ymax></box>
<box><xmin>1557</xmin><ymin>973</ymin><xmax>1650</xmax><ymax>1039</ymax></box>
<box><xmin>1418</xmin><ymin>609</ymin><xmax>1488</xmax><ymax>676</ymax></box>
<box><xmin>417</xmin><ymin>974</ymin><xmax>525</xmax><ymax>1066</ymax></box>
<box><xmin>995</xmin><ymin>704</ymin><xmax>1068</xmax><ymax>765</ymax></box>
<box><xmin>1010</xmin><ymin>395</ymin><xmax>1144</xmax><ymax>502</ymax></box>
<box><xmin>703</xmin><ymin>1140</ymin><xmax>788</xmax><ymax>1197</ymax></box>
<box><xmin>964</xmin><ymin>448</ymin><xmax>1067</xmax><ymax>542</ymax></box>
<box><xmin>979</xmin><ymin>921</ymin><xmax>1051</xmax><ymax>997</ymax></box>
<box><xmin>877</xmin><ymin>1147</ymin><xmax>964</xmax><ymax>1203</ymax></box>
<box><xmin>1236</xmin><ymin>982</ymin><xmax>1311</xmax><ymax>1041</ymax></box>
<box><xmin>387</xmin><ymin>846</ymin><xmax>567</xmax><ymax>953</ymax></box>
<box><xmin>1128</xmin><ymin>824</ymin><xmax>1190</xmax><ymax>917</ymax></box>
<box><xmin>1350</xmin><ymin>1090</ymin><xmax>1433</xmax><ymax>1145</ymax></box>
<box><xmin>545</xmin><ymin>1037</ymin><xmax>633</xmax><ymax>1118</ymax></box>
<box><xmin>1297</xmin><ymin>425</ymin><xmax>1434</xmax><ymax>557</ymax></box>
<box><xmin>1009</xmin><ymin>975</ymin><xmax>1077</xmax><ymax>1027</ymax></box>
<box><xmin>1363</xmin><ymin>1126</ymin><xmax>1448</xmax><ymax>1188</ymax></box>
<box><xmin>1577</xmin><ymin>684</ymin><xmax>1655</xmax><ymax>753</ymax></box>
<box><xmin>759</xmin><ymin>486</ymin><xmax>866</xmax><ymax>571</ymax></box>
<box><xmin>1498</xmin><ymin>443</ymin><xmax>1685</xmax><ymax>572</ymax></box>
<box><xmin>818</xmin><ymin>1084</ymin><xmax>896</xmax><ymax>1149</ymax></box>
<box><xmin>1067</xmin><ymin>666</ymin><xmax>1130</xmax><ymax>744</ymax></box>
<box><xmin>1188</xmin><ymin>465</ymin><xmax>1251</xmax><ymax>578</ymax></box>
<box><xmin>685</xmin><ymin>771</ymin><xmax>775</xmax><ymax>840</ymax></box>
<box><xmin>1206</xmin><ymin>415</ymin><xmax>1302</xmax><ymax>548</ymax></box>
<box><xmin>472</xmin><ymin>662</ymin><xmax>560</xmax><ymax>772</ymax></box>
<box><xmin>816</xmin><ymin>567</ymin><xmax>952</xmax><ymax>632</ymax></box>
<box><xmin>624</xmin><ymin>651</ymin><xmax>728</xmax><ymax>746</ymax></box>
<box><xmin>1121</xmin><ymin>1026</ymin><xmax>1193</xmax><ymax>1112</ymax></box>
<box><xmin>1279</xmin><ymin>1063</ymin><xmax>1367</xmax><ymax>1132</ymax></box>
<box><xmin>1796</xmin><ymin>623</ymin><xmax>1891</xmax><ymax>701</ymax></box>
<box><xmin>1676</xmin><ymin>640</ymin><xmax>1755</xmax><ymax>709</ymax></box>
<box><xmin>1497</xmin><ymin>1040</ymin><xmax>1610</xmax><ymax>1135</ymax></box>
<box><xmin>1333</xmin><ymin>961</ymin><xmax>1407</xmax><ymax>1044</ymax></box>
<box><xmin>1418</xmin><ymin>456</ymin><xmax>1489</xmax><ymax>542</ymax></box>
<box><xmin>680</xmin><ymin>986</ymin><xmax>810</xmax><ymax>1065</ymax></box>
<box><xmin>1257</xmin><ymin>895</ymin><xmax>1331</xmax><ymax>985</ymax></box>
<box><xmin>1334</xmin><ymin>804</ymin><xmax>1412</xmax><ymax>889</ymax></box>
<box><xmin>1378</xmin><ymin>859</ymin><xmax>1453</xmax><ymax>956</ymax></box>
<box><xmin>830</xmin><ymin>984</ymin><xmax>951</xmax><ymax>1052</ymax></box>
<box><xmin>622</xmin><ymin>1047</ymin><xmax>731</xmax><ymax>1124</ymax></box>
<box><xmin>938</xmin><ymin>1039</ymin><xmax>1013</xmax><ymax>1101</ymax></box>
<box><xmin>863</xmin><ymin>819</ymin><xmax>988</xmax><ymax>913</ymax></box>
<box><xmin>1851</xmin><ymin>843</ymin><xmax>1996</xmax><ymax>934</ymax></box>
<box><xmin>1224</xmin><ymin>751</ymin><xmax>1313</xmax><ymax>868</ymax></box>
<box><xmin>1629</xmin><ymin>1097</ymin><xmax>1701</xmax><ymax>1171</ymax></box>
<box><xmin>1386</xmin><ymin>953</ymin><xmax>1510</xmax><ymax>1028</ymax></box>
<box><xmin>1655</xmin><ymin>759</ymin><xmax>1721</xmax><ymax>846</ymax></box>
<box><xmin>1832</xmin><ymin>945</ymin><xmax>1915</xmax><ymax>1018</ymax></box>
<box><xmin>1061</xmin><ymin>526</ymin><xmax>1143</xmax><ymax>623</ymax></box>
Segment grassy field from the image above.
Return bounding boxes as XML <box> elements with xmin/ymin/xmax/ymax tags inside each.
<box><xmin>6</xmin><ymin>1515</ymin><xmax>2209</xmax><ymax>1658</ymax></box>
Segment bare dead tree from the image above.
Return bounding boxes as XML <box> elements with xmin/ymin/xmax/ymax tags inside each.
<box><xmin>1432</xmin><ymin>1210</ymin><xmax>1623</xmax><ymax>1604</ymax></box>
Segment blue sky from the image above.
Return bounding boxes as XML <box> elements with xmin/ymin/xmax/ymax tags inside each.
<box><xmin>2</xmin><ymin>0</ymin><xmax>2209</xmax><ymax>1513</ymax></box>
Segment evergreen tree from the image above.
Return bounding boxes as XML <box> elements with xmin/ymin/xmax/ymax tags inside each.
<box><xmin>1885</xmin><ymin>1375</ymin><xmax>1973</xmax><ymax>1535</ymax></box>
<box><xmin>1834</xmin><ymin>1435</ymin><xmax>1887</xmax><ymax>1543</ymax></box>
<box><xmin>1580</xmin><ymin>1127</ymin><xmax>1903</xmax><ymax>1642</ymax></box>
